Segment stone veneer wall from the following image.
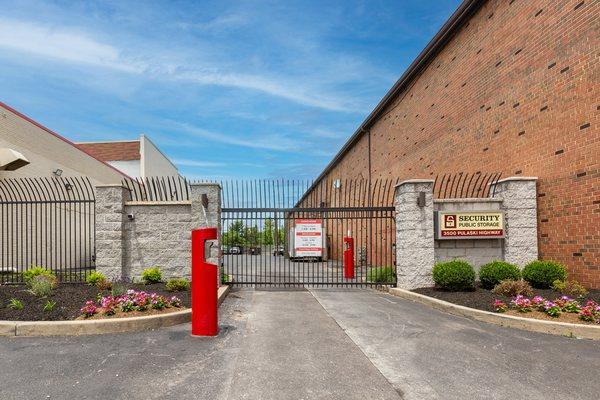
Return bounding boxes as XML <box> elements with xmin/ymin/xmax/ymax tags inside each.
<box><xmin>395</xmin><ymin>176</ymin><xmax>538</xmax><ymax>289</ymax></box>
<box><xmin>95</xmin><ymin>183</ymin><xmax>221</xmax><ymax>282</ymax></box>
<box><xmin>394</xmin><ymin>180</ymin><xmax>435</xmax><ymax>289</ymax></box>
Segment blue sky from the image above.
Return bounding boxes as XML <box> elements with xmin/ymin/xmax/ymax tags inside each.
<box><xmin>0</xmin><ymin>0</ymin><xmax>461</xmax><ymax>180</ymax></box>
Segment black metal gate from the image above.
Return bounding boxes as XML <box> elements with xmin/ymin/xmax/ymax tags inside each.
<box><xmin>0</xmin><ymin>177</ymin><xmax>96</xmax><ymax>283</ymax></box>
<box><xmin>221</xmin><ymin>179</ymin><xmax>397</xmax><ymax>288</ymax></box>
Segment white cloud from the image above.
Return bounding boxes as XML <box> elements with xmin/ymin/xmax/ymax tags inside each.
<box><xmin>175</xmin><ymin>70</ymin><xmax>356</xmax><ymax>112</ymax></box>
<box><xmin>0</xmin><ymin>19</ymin><xmax>144</xmax><ymax>73</ymax></box>
<box><xmin>178</xmin><ymin>14</ymin><xmax>248</xmax><ymax>32</ymax></box>
<box><xmin>0</xmin><ymin>18</ymin><xmax>367</xmax><ymax>113</ymax></box>
<box><xmin>171</xmin><ymin>121</ymin><xmax>303</xmax><ymax>152</ymax></box>
<box><xmin>173</xmin><ymin>159</ymin><xmax>224</xmax><ymax>168</ymax></box>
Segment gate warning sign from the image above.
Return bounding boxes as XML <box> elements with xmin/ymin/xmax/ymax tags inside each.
<box><xmin>295</xmin><ymin>219</ymin><xmax>323</xmax><ymax>257</ymax></box>
<box><xmin>436</xmin><ymin>211</ymin><xmax>504</xmax><ymax>239</ymax></box>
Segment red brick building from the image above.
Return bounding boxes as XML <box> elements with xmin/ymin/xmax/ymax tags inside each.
<box><xmin>308</xmin><ymin>0</ymin><xmax>599</xmax><ymax>287</ymax></box>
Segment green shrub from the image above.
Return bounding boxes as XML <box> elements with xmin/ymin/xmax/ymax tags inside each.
<box><xmin>220</xmin><ymin>266</ymin><xmax>231</xmax><ymax>284</ymax></box>
<box><xmin>479</xmin><ymin>261</ymin><xmax>521</xmax><ymax>289</ymax></box>
<box><xmin>8</xmin><ymin>298</ymin><xmax>24</xmax><ymax>310</ymax></box>
<box><xmin>366</xmin><ymin>266</ymin><xmax>395</xmax><ymax>283</ymax></box>
<box><xmin>552</xmin><ymin>279</ymin><xmax>588</xmax><ymax>298</ymax></box>
<box><xmin>522</xmin><ymin>260</ymin><xmax>567</xmax><ymax>289</ymax></box>
<box><xmin>166</xmin><ymin>278</ymin><xmax>190</xmax><ymax>292</ymax></box>
<box><xmin>141</xmin><ymin>267</ymin><xmax>162</xmax><ymax>284</ymax></box>
<box><xmin>221</xmin><ymin>273</ymin><xmax>231</xmax><ymax>284</ymax></box>
<box><xmin>23</xmin><ymin>266</ymin><xmax>55</xmax><ymax>284</ymax></box>
<box><xmin>491</xmin><ymin>279</ymin><xmax>533</xmax><ymax>297</ymax></box>
<box><xmin>28</xmin><ymin>275</ymin><xmax>56</xmax><ymax>297</ymax></box>
<box><xmin>43</xmin><ymin>300</ymin><xmax>56</xmax><ymax>312</ymax></box>
<box><xmin>86</xmin><ymin>271</ymin><xmax>106</xmax><ymax>286</ymax></box>
<box><xmin>432</xmin><ymin>260</ymin><xmax>475</xmax><ymax>291</ymax></box>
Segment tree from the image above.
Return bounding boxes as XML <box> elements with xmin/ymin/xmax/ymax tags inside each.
<box><xmin>223</xmin><ymin>220</ymin><xmax>245</xmax><ymax>246</ymax></box>
<box><xmin>262</xmin><ymin>219</ymin><xmax>274</xmax><ymax>245</ymax></box>
<box><xmin>245</xmin><ymin>225</ymin><xmax>261</xmax><ymax>246</ymax></box>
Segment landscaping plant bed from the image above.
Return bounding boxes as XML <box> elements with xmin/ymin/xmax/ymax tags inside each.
<box><xmin>413</xmin><ymin>285</ymin><xmax>600</xmax><ymax>325</ymax></box>
<box><xmin>76</xmin><ymin>306</ymin><xmax>186</xmax><ymax>320</ymax></box>
<box><xmin>0</xmin><ymin>283</ymin><xmax>190</xmax><ymax>321</ymax></box>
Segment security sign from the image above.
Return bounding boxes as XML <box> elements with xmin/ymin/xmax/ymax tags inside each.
<box><xmin>436</xmin><ymin>211</ymin><xmax>504</xmax><ymax>239</ymax></box>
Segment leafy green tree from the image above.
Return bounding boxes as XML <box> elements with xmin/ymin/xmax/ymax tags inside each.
<box><xmin>245</xmin><ymin>225</ymin><xmax>261</xmax><ymax>246</ymax></box>
<box><xmin>223</xmin><ymin>220</ymin><xmax>245</xmax><ymax>246</ymax></box>
<box><xmin>222</xmin><ymin>219</ymin><xmax>286</xmax><ymax>248</ymax></box>
<box><xmin>262</xmin><ymin>219</ymin><xmax>274</xmax><ymax>245</ymax></box>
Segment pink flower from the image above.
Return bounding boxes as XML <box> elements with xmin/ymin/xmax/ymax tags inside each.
<box><xmin>531</xmin><ymin>296</ymin><xmax>545</xmax><ymax>305</ymax></box>
<box><xmin>511</xmin><ymin>295</ymin><xmax>532</xmax><ymax>312</ymax></box>
<box><xmin>80</xmin><ymin>300</ymin><xmax>98</xmax><ymax>318</ymax></box>
<box><xmin>169</xmin><ymin>296</ymin><xmax>182</xmax><ymax>307</ymax></box>
<box><xmin>493</xmin><ymin>299</ymin><xmax>508</xmax><ymax>313</ymax></box>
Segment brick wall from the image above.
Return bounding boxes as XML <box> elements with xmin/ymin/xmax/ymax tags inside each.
<box><xmin>317</xmin><ymin>0</ymin><xmax>599</xmax><ymax>287</ymax></box>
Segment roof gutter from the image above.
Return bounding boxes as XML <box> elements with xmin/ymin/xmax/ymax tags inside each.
<box><xmin>310</xmin><ymin>0</ymin><xmax>485</xmax><ymax>187</ymax></box>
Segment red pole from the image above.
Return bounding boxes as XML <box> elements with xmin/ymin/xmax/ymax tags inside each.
<box><xmin>191</xmin><ymin>227</ymin><xmax>218</xmax><ymax>336</ymax></box>
<box><xmin>343</xmin><ymin>236</ymin><xmax>355</xmax><ymax>279</ymax></box>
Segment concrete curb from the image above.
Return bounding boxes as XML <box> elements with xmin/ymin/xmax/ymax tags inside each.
<box><xmin>389</xmin><ymin>287</ymin><xmax>600</xmax><ymax>340</ymax></box>
<box><xmin>0</xmin><ymin>285</ymin><xmax>230</xmax><ymax>337</ymax></box>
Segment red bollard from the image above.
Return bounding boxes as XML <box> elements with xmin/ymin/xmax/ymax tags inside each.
<box><xmin>191</xmin><ymin>227</ymin><xmax>218</xmax><ymax>336</ymax></box>
<box><xmin>343</xmin><ymin>236</ymin><xmax>355</xmax><ymax>279</ymax></box>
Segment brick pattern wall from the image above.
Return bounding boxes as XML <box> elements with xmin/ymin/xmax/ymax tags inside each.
<box><xmin>320</xmin><ymin>0</ymin><xmax>599</xmax><ymax>287</ymax></box>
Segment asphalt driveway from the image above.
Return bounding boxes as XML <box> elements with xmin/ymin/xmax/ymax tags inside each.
<box><xmin>310</xmin><ymin>289</ymin><xmax>600</xmax><ymax>400</ymax></box>
<box><xmin>0</xmin><ymin>289</ymin><xmax>399</xmax><ymax>400</ymax></box>
<box><xmin>0</xmin><ymin>288</ymin><xmax>598</xmax><ymax>400</ymax></box>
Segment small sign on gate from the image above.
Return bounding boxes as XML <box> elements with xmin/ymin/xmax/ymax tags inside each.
<box><xmin>294</xmin><ymin>219</ymin><xmax>323</xmax><ymax>257</ymax></box>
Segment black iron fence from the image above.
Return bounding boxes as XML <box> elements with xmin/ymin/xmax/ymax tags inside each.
<box><xmin>0</xmin><ymin>177</ymin><xmax>95</xmax><ymax>283</ymax></box>
<box><xmin>221</xmin><ymin>179</ymin><xmax>397</xmax><ymax>288</ymax></box>
<box><xmin>122</xmin><ymin>176</ymin><xmax>190</xmax><ymax>202</ymax></box>
<box><xmin>433</xmin><ymin>172</ymin><xmax>501</xmax><ymax>199</ymax></box>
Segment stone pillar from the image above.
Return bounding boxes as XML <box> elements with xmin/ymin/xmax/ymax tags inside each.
<box><xmin>491</xmin><ymin>177</ymin><xmax>538</xmax><ymax>266</ymax></box>
<box><xmin>394</xmin><ymin>179</ymin><xmax>435</xmax><ymax>289</ymax></box>
<box><xmin>95</xmin><ymin>185</ymin><xmax>127</xmax><ymax>280</ymax></box>
<box><xmin>190</xmin><ymin>183</ymin><xmax>222</xmax><ymax>286</ymax></box>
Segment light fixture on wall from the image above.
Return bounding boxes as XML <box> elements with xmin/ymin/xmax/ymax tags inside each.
<box><xmin>53</xmin><ymin>168</ymin><xmax>63</xmax><ymax>177</ymax></box>
<box><xmin>417</xmin><ymin>192</ymin><xmax>426</xmax><ymax>208</ymax></box>
<box><xmin>333</xmin><ymin>179</ymin><xmax>341</xmax><ymax>190</ymax></box>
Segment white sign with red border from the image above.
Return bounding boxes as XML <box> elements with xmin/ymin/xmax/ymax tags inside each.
<box><xmin>294</xmin><ymin>219</ymin><xmax>323</xmax><ymax>257</ymax></box>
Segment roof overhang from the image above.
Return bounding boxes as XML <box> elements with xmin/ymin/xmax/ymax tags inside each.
<box><xmin>0</xmin><ymin>148</ymin><xmax>30</xmax><ymax>171</ymax></box>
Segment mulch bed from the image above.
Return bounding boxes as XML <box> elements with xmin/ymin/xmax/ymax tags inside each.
<box><xmin>0</xmin><ymin>283</ymin><xmax>190</xmax><ymax>321</ymax></box>
<box><xmin>413</xmin><ymin>285</ymin><xmax>600</xmax><ymax>314</ymax></box>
